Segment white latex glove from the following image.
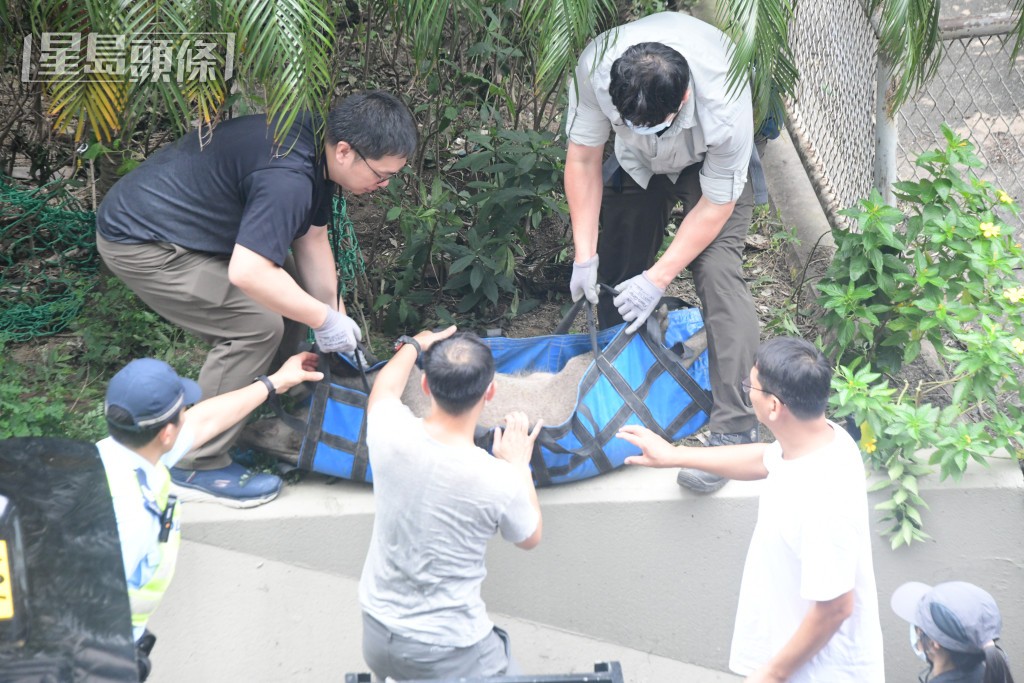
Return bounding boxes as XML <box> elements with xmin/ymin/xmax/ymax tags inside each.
<box><xmin>313</xmin><ymin>306</ymin><xmax>362</xmax><ymax>354</ymax></box>
<box><xmin>612</xmin><ymin>271</ymin><xmax>665</xmax><ymax>334</ymax></box>
<box><xmin>570</xmin><ymin>254</ymin><xmax>599</xmax><ymax>304</ymax></box>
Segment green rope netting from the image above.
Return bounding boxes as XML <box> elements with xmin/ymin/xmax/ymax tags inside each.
<box><xmin>330</xmin><ymin>193</ymin><xmax>366</xmax><ymax>297</ymax></box>
<box><xmin>0</xmin><ymin>178</ymin><xmax>364</xmax><ymax>346</ymax></box>
<box><xmin>0</xmin><ymin>177</ymin><xmax>97</xmax><ymax>344</ymax></box>
<box><xmin>304</xmin><ymin>193</ymin><xmax>366</xmax><ymax>346</ymax></box>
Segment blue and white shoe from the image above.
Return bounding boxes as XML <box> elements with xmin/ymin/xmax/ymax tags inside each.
<box><xmin>170</xmin><ymin>462</ymin><xmax>281</xmax><ymax>508</ymax></box>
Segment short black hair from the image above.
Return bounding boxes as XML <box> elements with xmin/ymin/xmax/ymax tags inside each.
<box><xmin>421</xmin><ymin>332</ymin><xmax>495</xmax><ymax>416</ymax></box>
<box><xmin>106</xmin><ymin>405</ymin><xmax>182</xmax><ymax>449</ymax></box>
<box><xmin>325</xmin><ymin>91</ymin><xmax>418</xmax><ymax>160</ymax></box>
<box><xmin>754</xmin><ymin>337</ymin><xmax>832</xmax><ymax>420</ymax></box>
<box><xmin>609</xmin><ymin>42</ymin><xmax>690</xmax><ymax>128</ymax></box>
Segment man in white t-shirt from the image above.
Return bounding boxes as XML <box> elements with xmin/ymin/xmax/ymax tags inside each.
<box><xmin>618</xmin><ymin>336</ymin><xmax>884</xmax><ymax>682</ymax></box>
<box><xmin>359</xmin><ymin>326</ymin><xmax>543</xmax><ymax>680</ymax></box>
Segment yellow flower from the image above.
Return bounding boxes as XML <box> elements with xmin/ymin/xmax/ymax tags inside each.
<box><xmin>1012</xmin><ymin>338</ymin><xmax>1024</xmax><ymax>354</ymax></box>
<box><xmin>980</xmin><ymin>222</ymin><xmax>1001</xmax><ymax>238</ymax></box>
<box><xmin>1003</xmin><ymin>287</ymin><xmax>1024</xmax><ymax>303</ymax></box>
<box><xmin>859</xmin><ymin>421</ymin><xmax>877</xmax><ymax>454</ymax></box>
<box><xmin>996</xmin><ymin>190</ymin><xmax>1014</xmax><ymax>204</ymax></box>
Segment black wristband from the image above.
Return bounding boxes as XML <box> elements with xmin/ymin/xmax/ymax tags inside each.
<box><xmin>394</xmin><ymin>335</ymin><xmax>423</xmax><ymax>368</ymax></box>
<box><xmin>255</xmin><ymin>374</ymin><xmax>276</xmax><ymax>397</ymax></box>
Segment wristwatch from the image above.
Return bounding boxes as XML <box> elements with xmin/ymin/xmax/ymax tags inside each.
<box><xmin>394</xmin><ymin>335</ymin><xmax>423</xmax><ymax>368</ymax></box>
<box><xmin>254</xmin><ymin>374</ymin><xmax>276</xmax><ymax>398</ymax></box>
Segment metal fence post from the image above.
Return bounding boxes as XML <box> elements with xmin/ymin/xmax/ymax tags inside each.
<box><xmin>874</xmin><ymin>54</ymin><xmax>899</xmax><ymax>205</ymax></box>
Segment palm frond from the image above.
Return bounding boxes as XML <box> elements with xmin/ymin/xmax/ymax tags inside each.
<box><xmin>49</xmin><ymin>74</ymin><xmax>127</xmax><ymax>142</ymax></box>
<box><xmin>524</xmin><ymin>0</ymin><xmax>617</xmax><ymax>96</ymax></box>
<box><xmin>26</xmin><ymin>0</ymin><xmax>125</xmax><ymax>142</ymax></box>
<box><xmin>1010</xmin><ymin>0</ymin><xmax>1024</xmax><ymax>59</ymax></box>
<box><xmin>716</xmin><ymin>0</ymin><xmax>798</xmax><ymax>129</ymax></box>
<box><xmin>174</xmin><ymin>0</ymin><xmax>230</xmax><ymax>135</ymax></box>
<box><xmin>123</xmin><ymin>1</ymin><xmax>197</xmax><ymax>136</ymax></box>
<box><xmin>396</xmin><ymin>0</ymin><xmax>458</xmax><ymax>61</ymax></box>
<box><xmin>867</xmin><ymin>0</ymin><xmax>942</xmax><ymax>113</ymax></box>
<box><xmin>228</xmin><ymin>0</ymin><xmax>335</xmax><ymax>144</ymax></box>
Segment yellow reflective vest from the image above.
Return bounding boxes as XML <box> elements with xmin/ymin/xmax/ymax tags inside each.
<box><xmin>104</xmin><ymin>459</ymin><xmax>181</xmax><ymax>635</ymax></box>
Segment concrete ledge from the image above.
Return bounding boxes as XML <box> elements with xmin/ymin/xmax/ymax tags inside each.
<box><xmin>151</xmin><ymin>459</ymin><xmax>1023</xmax><ymax>682</ymax></box>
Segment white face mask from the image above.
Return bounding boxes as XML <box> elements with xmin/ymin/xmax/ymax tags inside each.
<box><xmin>910</xmin><ymin>624</ymin><xmax>928</xmax><ymax>662</ymax></box>
<box><xmin>624</xmin><ymin>115</ymin><xmax>674</xmax><ymax>135</ymax></box>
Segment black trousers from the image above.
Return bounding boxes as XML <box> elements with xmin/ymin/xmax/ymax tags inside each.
<box><xmin>597</xmin><ymin>161</ymin><xmax>758</xmax><ymax>434</ymax></box>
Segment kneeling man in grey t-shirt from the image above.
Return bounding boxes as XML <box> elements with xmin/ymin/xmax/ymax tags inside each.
<box><xmin>359</xmin><ymin>326</ymin><xmax>543</xmax><ymax>680</ymax></box>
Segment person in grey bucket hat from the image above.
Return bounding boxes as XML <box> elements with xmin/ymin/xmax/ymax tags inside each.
<box><xmin>891</xmin><ymin>581</ymin><xmax>1016</xmax><ymax>683</ymax></box>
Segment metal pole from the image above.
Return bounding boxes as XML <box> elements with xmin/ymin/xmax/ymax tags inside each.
<box><xmin>873</xmin><ymin>52</ymin><xmax>899</xmax><ymax>205</ymax></box>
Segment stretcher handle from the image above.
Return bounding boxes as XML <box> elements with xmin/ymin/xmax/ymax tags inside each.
<box><xmin>553</xmin><ymin>291</ymin><xmax>609</xmax><ymax>359</ymax></box>
<box><xmin>347</xmin><ymin>343</ymin><xmax>372</xmax><ymax>394</ymax></box>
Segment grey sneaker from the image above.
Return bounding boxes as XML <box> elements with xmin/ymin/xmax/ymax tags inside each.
<box><xmin>676</xmin><ymin>427</ymin><xmax>759</xmax><ymax>493</ymax></box>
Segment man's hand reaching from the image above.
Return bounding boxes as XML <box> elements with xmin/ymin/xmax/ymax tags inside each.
<box><xmin>268</xmin><ymin>352</ymin><xmax>324</xmax><ymax>394</ymax></box>
<box><xmin>618</xmin><ymin>424</ymin><xmax>686</xmax><ymax>468</ymax></box>
<box><xmin>314</xmin><ymin>306</ymin><xmax>362</xmax><ymax>354</ymax></box>
<box><xmin>493</xmin><ymin>411</ymin><xmax>542</xmax><ymax>470</ymax></box>
<box><xmin>412</xmin><ymin>325</ymin><xmax>458</xmax><ymax>354</ymax></box>
<box><xmin>613</xmin><ymin>271</ymin><xmax>665</xmax><ymax>334</ymax></box>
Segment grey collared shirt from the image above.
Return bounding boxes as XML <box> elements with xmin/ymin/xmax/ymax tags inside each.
<box><xmin>566</xmin><ymin>12</ymin><xmax>753</xmax><ymax>204</ymax></box>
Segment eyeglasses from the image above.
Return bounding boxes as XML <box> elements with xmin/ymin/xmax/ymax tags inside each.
<box><xmin>741</xmin><ymin>378</ymin><xmax>783</xmax><ymax>403</ymax></box>
<box><xmin>351</xmin><ymin>144</ymin><xmax>401</xmax><ymax>185</ymax></box>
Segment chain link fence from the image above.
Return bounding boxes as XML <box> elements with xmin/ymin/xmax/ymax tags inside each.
<box><xmin>786</xmin><ymin>4</ymin><xmax>1024</xmax><ymax>230</ymax></box>
<box><xmin>898</xmin><ymin>14</ymin><xmax>1024</xmax><ymax>226</ymax></box>
<box><xmin>785</xmin><ymin>0</ymin><xmax>879</xmax><ymax>230</ymax></box>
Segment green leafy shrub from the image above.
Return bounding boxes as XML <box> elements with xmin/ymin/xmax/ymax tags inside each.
<box><xmin>0</xmin><ymin>348</ymin><xmax>69</xmax><ymax>438</ymax></box>
<box><xmin>76</xmin><ymin>276</ymin><xmax>203</xmax><ymax>371</ymax></box>
<box><xmin>341</xmin><ymin>0</ymin><xmax>576</xmax><ymax>331</ymax></box>
<box><xmin>374</xmin><ymin>127</ymin><xmax>566</xmax><ymax>330</ymax></box>
<box><xmin>818</xmin><ymin>125</ymin><xmax>1024</xmax><ymax>547</ymax></box>
<box><xmin>0</xmin><ymin>277</ymin><xmax>205</xmax><ymax>442</ymax></box>
<box><xmin>449</xmin><ymin>128</ymin><xmax>565</xmax><ymax>314</ymax></box>
<box><xmin>376</xmin><ymin>175</ymin><xmax>467</xmax><ymax>331</ymax></box>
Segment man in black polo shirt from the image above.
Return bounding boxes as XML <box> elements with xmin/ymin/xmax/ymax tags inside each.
<box><xmin>96</xmin><ymin>91</ymin><xmax>417</xmax><ymax>507</ymax></box>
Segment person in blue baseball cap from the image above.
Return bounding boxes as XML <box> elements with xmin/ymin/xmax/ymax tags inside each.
<box><xmin>97</xmin><ymin>351</ymin><xmax>321</xmax><ymax>681</ymax></box>
<box><xmin>892</xmin><ymin>580</ymin><xmax>1016</xmax><ymax>683</ymax></box>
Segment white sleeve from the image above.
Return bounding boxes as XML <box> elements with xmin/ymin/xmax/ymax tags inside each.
<box><xmin>497</xmin><ymin>482</ymin><xmax>540</xmax><ymax>544</ymax></box>
<box><xmin>698</xmin><ymin>115</ymin><xmax>753</xmax><ymax>204</ymax></box>
<box><xmin>565</xmin><ymin>42</ymin><xmax>613</xmax><ymax>148</ymax></box>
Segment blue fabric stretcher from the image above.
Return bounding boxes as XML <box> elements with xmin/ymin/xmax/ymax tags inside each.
<box><xmin>291</xmin><ymin>301</ymin><xmax>712</xmax><ymax>486</ymax></box>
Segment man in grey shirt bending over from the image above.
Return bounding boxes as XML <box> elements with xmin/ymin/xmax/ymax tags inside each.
<box><xmin>566</xmin><ymin>12</ymin><xmax>761</xmax><ymax>493</ymax></box>
<box><xmin>359</xmin><ymin>326</ymin><xmax>543</xmax><ymax>680</ymax></box>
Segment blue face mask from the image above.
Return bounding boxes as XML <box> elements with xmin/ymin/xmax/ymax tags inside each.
<box><xmin>624</xmin><ymin>116</ymin><xmax>674</xmax><ymax>136</ymax></box>
<box><xmin>910</xmin><ymin>624</ymin><xmax>928</xmax><ymax>662</ymax></box>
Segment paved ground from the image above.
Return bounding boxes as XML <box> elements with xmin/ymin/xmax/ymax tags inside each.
<box><xmin>148</xmin><ymin>541</ymin><xmax>743</xmax><ymax>683</ymax></box>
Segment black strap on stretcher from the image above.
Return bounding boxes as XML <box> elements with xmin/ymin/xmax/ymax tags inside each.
<box><xmin>267</xmin><ymin>344</ymin><xmax>375</xmax><ymax>479</ymax></box>
<box><xmin>518</xmin><ymin>294</ymin><xmax>711</xmax><ymax>485</ymax></box>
